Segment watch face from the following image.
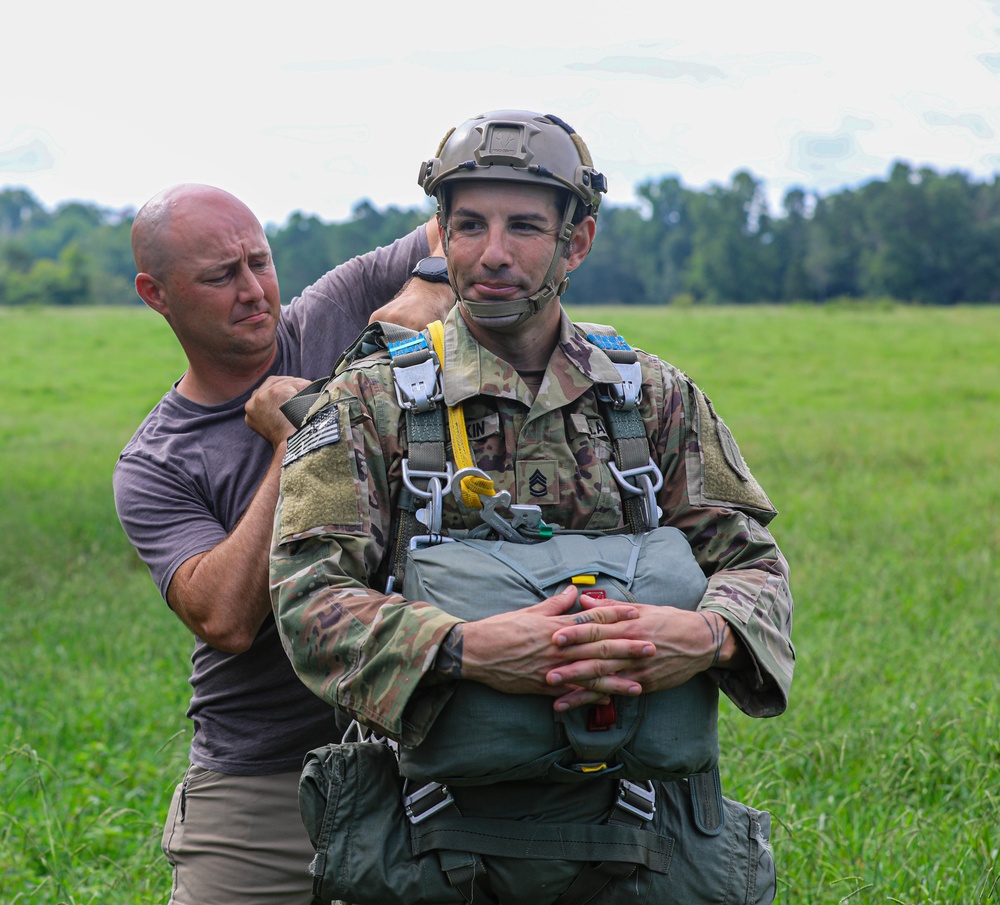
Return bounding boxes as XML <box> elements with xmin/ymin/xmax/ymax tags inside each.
<box><xmin>414</xmin><ymin>257</ymin><xmax>450</xmax><ymax>282</ymax></box>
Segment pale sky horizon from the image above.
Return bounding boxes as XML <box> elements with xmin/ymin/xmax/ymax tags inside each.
<box><xmin>4</xmin><ymin>1</ymin><xmax>1000</xmax><ymax>227</ymax></box>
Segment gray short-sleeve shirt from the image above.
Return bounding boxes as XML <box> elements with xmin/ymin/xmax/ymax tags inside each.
<box><xmin>113</xmin><ymin>228</ymin><xmax>428</xmax><ymax>774</ymax></box>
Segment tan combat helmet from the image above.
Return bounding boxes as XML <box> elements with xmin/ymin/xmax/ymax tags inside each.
<box><xmin>418</xmin><ymin>110</ymin><xmax>608</xmax><ymax>329</ymax></box>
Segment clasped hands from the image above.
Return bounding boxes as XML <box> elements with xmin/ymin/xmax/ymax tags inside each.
<box><xmin>459</xmin><ymin>585</ymin><xmax>724</xmax><ymax>714</ymax></box>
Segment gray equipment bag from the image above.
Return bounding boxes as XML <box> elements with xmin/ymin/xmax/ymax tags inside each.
<box><xmin>299</xmin><ymin>736</ymin><xmax>776</xmax><ymax>905</ymax></box>
<box><xmin>399</xmin><ymin>526</ymin><xmax>719</xmax><ymax>785</ymax></box>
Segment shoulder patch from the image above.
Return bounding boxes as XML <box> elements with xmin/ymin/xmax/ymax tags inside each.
<box><xmin>692</xmin><ymin>387</ymin><xmax>776</xmax><ymax>519</ymax></box>
<box><xmin>283</xmin><ymin>407</ymin><xmax>341</xmax><ymax>467</ymax></box>
<box><xmin>279</xmin><ymin>401</ymin><xmax>363</xmax><ymax>540</ymax></box>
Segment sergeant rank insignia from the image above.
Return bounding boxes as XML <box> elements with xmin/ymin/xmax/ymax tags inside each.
<box><xmin>282</xmin><ymin>408</ymin><xmax>341</xmax><ymax>467</ymax></box>
<box><xmin>528</xmin><ymin>469</ymin><xmax>548</xmax><ymax>498</ymax></box>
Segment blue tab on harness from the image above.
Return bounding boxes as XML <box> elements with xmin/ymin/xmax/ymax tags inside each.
<box><xmin>387</xmin><ymin>334</ymin><xmax>430</xmax><ymax>358</ymax></box>
<box><xmin>586</xmin><ymin>332</ymin><xmax>632</xmax><ymax>353</ymax></box>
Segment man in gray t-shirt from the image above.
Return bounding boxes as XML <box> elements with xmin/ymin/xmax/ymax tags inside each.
<box><xmin>113</xmin><ymin>183</ymin><xmax>453</xmax><ymax>904</ymax></box>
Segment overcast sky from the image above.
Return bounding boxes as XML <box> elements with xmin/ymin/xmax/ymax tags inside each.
<box><xmin>4</xmin><ymin>1</ymin><xmax>1000</xmax><ymax>226</ymax></box>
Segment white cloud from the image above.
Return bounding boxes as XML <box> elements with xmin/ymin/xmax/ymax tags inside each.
<box><xmin>3</xmin><ymin>0</ymin><xmax>999</xmax><ymax>224</ymax></box>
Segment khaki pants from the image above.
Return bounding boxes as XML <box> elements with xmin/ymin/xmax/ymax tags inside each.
<box><xmin>161</xmin><ymin>765</ymin><xmax>317</xmax><ymax>905</ymax></box>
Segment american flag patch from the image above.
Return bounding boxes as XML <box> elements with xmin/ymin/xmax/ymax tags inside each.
<box><xmin>282</xmin><ymin>407</ymin><xmax>341</xmax><ymax>466</ymax></box>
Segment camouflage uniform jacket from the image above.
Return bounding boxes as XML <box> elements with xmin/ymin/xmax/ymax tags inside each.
<box><xmin>270</xmin><ymin>307</ymin><xmax>794</xmax><ymax>746</ymax></box>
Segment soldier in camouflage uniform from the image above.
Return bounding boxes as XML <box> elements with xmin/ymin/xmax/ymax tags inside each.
<box><xmin>270</xmin><ymin>111</ymin><xmax>794</xmax><ymax>904</ymax></box>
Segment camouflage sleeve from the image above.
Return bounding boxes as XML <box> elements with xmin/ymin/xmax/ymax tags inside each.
<box><xmin>649</xmin><ymin>359</ymin><xmax>795</xmax><ymax>717</ymax></box>
<box><xmin>269</xmin><ymin>364</ymin><xmax>461</xmax><ymax>745</ymax></box>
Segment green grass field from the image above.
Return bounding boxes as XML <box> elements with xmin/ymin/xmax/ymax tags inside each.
<box><xmin>1</xmin><ymin>304</ymin><xmax>997</xmax><ymax>904</ymax></box>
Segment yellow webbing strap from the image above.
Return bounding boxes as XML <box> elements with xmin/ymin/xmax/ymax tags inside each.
<box><xmin>427</xmin><ymin>321</ymin><xmax>496</xmax><ymax>509</ymax></box>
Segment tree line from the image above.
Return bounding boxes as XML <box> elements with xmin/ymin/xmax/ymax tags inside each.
<box><xmin>3</xmin><ymin>160</ymin><xmax>999</xmax><ymax>307</ymax></box>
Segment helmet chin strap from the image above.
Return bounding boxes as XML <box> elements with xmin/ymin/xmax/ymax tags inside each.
<box><xmin>442</xmin><ymin>194</ymin><xmax>580</xmax><ymax>333</ymax></box>
<box><xmin>457</xmin><ymin>275</ymin><xmax>570</xmax><ymax>332</ymax></box>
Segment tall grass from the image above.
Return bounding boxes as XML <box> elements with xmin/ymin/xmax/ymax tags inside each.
<box><xmin>1</xmin><ymin>307</ymin><xmax>191</xmax><ymax>903</ymax></box>
<box><xmin>2</xmin><ymin>304</ymin><xmax>997</xmax><ymax>903</ymax></box>
<box><xmin>572</xmin><ymin>303</ymin><xmax>1000</xmax><ymax>904</ymax></box>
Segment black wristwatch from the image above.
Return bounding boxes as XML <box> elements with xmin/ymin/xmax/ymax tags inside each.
<box><xmin>411</xmin><ymin>256</ymin><xmax>450</xmax><ymax>284</ymax></box>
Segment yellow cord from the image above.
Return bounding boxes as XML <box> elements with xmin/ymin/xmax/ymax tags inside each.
<box><xmin>427</xmin><ymin>321</ymin><xmax>496</xmax><ymax>508</ymax></box>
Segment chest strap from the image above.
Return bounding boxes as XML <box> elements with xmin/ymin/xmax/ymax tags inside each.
<box><xmin>580</xmin><ymin>324</ymin><xmax>663</xmax><ymax>533</ymax></box>
<box><xmin>382</xmin><ymin>323</ymin><xmax>453</xmax><ymax>591</ymax></box>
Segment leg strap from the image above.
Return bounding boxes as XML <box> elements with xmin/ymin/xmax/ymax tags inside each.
<box><xmin>404</xmin><ymin>781</ymin><xmax>498</xmax><ymax>905</ymax></box>
<box><xmin>405</xmin><ymin>778</ymin><xmax>667</xmax><ymax>905</ymax></box>
<box><xmin>437</xmin><ymin>848</ymin><xmax>498</xmax><ymax>905</ymax></box>
<box><xmin>550</xmin><ymin>779</ymin><xmax>660</xmax><ymax>905</ymax></box>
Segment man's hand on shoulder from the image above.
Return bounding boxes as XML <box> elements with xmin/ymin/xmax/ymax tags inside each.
<box><xmin>369</xmin><ymin>278</ymin><xmax>455</xmax><ymax>331</ymax></box>
<box><xmin>245</xmin><ymin>376</ymin><xmax>311</xmax><ymax>448</ymax></box>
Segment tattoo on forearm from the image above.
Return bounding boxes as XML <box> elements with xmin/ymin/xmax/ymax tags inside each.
<box><xmin>436</xmin><ymin>626</ymin><xmax>464</xmax><ymax>679</ymax></box>
<box><xmin>700</xmin><ymin>612</ymin><xmax>726</xmax><ymax>668</ymax></box>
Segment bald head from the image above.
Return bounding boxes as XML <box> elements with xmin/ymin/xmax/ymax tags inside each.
<box><xmin>131</xmin><ymin>183</ymin><xmax>282</xmax><ymax>401</ymax></box>
<box><xmin>132</xmin><ymin>184</ymin><xmax>262</xmax><ymax>280</ymax></box>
